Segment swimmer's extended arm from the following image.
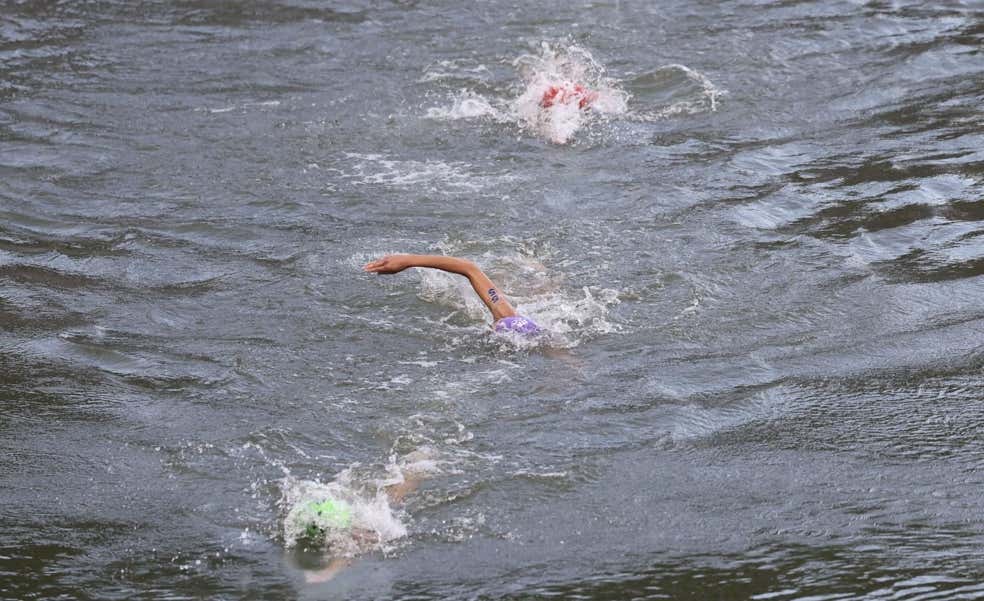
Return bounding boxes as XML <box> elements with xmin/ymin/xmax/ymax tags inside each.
<box><xmin>364</xmin><ymin>254</ymin><xmax>517</xmax><ymax>322</ymax></box>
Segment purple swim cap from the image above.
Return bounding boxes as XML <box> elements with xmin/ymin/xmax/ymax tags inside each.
<box><xmin>494</xmin><ymin>315</ymin><xmax>543</xmax><ymax>336</ymax></box>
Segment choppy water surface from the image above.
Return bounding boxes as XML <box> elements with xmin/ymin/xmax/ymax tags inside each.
<box><xmin>2</xmin><ymin>1</ymin><xmax>983</xmax><ymax>599</ymax></box>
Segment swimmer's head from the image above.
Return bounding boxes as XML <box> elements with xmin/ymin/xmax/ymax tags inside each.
<box><xmin>295</xmin><ymin>497</ymin><xmax>353</xmax><ymax>542</ymax></box>
<box><xmin>540</xmin><ymin>84</ymin><xmax>597</xmax><ymax>109</ymax></box>
<box><xmin>494</xmin><ymin>315</ymin><xmax>543</xmax><ymax>336</ymax></box>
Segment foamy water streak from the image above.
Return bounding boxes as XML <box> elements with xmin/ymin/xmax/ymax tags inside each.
<box><xmin>337</xmin><ymin>152</ymin><xmax>514</xmax><ymax>191</ymax></box>
<box><xmin>418</xmin><ymin>59</ymin><xmax>492</xmax><ymax>84</ymax></box>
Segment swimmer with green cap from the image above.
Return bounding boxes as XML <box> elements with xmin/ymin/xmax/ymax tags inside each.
<box><xmin>300</xmin><ymin>466</ymin><xmax>426</xmax><ymax>584</ymax></box>
<box><xmin>299</xmin><ymin>497</ymin><xmax>354</xmax><ymax>540</ymax></box>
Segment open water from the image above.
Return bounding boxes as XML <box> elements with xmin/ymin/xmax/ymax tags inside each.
<box><xmin>1</xmin><ymin>1</ymin><xmax>983</xmax><ymax>599</ymax></box>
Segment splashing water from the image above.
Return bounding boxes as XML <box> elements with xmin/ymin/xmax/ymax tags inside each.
<box><xmin>515</xmin><ymin>285</ymin><xmax>621</xmax><ymax>344</ymax></box>
<box><xmin>414</xmin><ymin>251</ymin><xmax>621</xmax><ymax>348</ymax></box>
<box><xmin>417</xmin><ymin>268</ymin><xmax>491</xmax><ymax>322</ymax></box>
<box><xmin>423</xmin><ymin>42</ymin><xmax>723</xmax><ymax>144</ymax></box>
<box><xmin>279</xmin><ymin>447</ymin><xmax>443</xmax><ymax>554</ymax></box>
<box><xmin>511</xmin><ymin>42</ymin><xmax>629</xmax><ymax>144</ymax></box>
<box><xmin>280</xmin><ymin>472</ymin><xmax>406</xmax><ymax>555</ymax></box>
<box><xmin>422</xmin><ymin>42</ymin><xmax>628</xmax><ymax>144</ymax></box>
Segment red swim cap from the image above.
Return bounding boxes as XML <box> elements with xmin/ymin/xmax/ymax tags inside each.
<box><xmin>539</xmin><ymin>84</ymin><xmax>597</xmax><ymax>110</ymax></box>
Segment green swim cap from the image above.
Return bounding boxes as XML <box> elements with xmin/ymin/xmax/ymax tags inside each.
<box><xmin>302</xmin><ymin>498</ymin><xmax>353</xmax><ymax>538</ymax></box>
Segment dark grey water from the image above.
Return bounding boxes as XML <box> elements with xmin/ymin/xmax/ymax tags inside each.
<box><xmin>2</xmin><ymin>1</ymin><xmax>983</xmax><ymax>599</ymax></box>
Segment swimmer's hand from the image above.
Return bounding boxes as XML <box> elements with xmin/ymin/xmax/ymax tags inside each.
<box><xmin>364</xmin><ymin>255</ymin><xmax>413</xmax><ymax>275</ymax></box>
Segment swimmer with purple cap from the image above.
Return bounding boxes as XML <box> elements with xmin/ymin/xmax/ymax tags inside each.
<box><xmin>363</xmin><ymin>254</ymin><xmax>543</xmax><ymax>337</ymax></box>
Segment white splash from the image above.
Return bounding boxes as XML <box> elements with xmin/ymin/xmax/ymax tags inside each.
<box><xmin>417</xmin><ymin>268</ymin><xmax>492</xmax><ymax>321</ymax></box>
<box><xmin>511</xmin><ymin>42</ymin><xmax>629</xmax><ymax>144</ymax></box>
<box><xmin>426</xmin><ymin>90</ymin><xmax>504</xmax><ymax>121</ymax></box>
<box><xmin>422</xmin><ymin>42</ymin><xmax>723</xmax><ymax>144</ymax></box>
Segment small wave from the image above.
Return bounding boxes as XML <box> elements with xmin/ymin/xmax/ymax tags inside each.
<box><xmin>425</xmin><ymin>90</ymin><xmax>504</xmax><ymax>121</ymax></box>
<box><xmin>625</xmin><ymin>64</ymin><xmax>724</xmax><ymax>121</ymax></box>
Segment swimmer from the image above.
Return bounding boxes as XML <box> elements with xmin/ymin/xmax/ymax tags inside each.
<box><xmin>298</xmin><ymin>470</ymin><xmax>424</xmax><ymax>584</ymax></box>
<box><xmin>539</xmin><ymin>83</ymin><xmax>598</xmax><ymax>109</ymax></box>
<box><xmin>363</xmin><ymin>254</ymin><xmax>543</xmax><ymax>336</ymax></box>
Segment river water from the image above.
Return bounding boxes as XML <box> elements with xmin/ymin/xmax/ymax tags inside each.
<box><xmin>1</xmin><ymin>1</ymin><xmax>983</xmax><ymax>599</ymax></box>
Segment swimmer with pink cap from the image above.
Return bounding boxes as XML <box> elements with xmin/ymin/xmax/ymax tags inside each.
<box><xmin>540</xmin><ymin>83</ymin><xmax>598</xmax><ymax>110</ymax></box>
<box><xmin>363</xmin><ymin>254</ymin><xmax>543</xmax><ymax>337</ymax></box>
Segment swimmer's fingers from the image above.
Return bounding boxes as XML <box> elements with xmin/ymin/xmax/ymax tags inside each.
<box><xmin>363</xmin><ymin>257</ymin><xmax>387</xmax><ymax>272</ymax></box>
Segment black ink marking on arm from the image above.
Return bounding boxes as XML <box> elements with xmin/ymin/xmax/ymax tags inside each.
<box><xmin>488</xmin><ymin>288</ymin><xmax>500</xmax><ymax>303</ymax></box>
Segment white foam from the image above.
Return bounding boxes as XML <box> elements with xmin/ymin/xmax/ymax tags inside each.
<box><xmin>339</xmin><ymin>152</ymin><xmax>513</xmax><ymax>191</ymax></box>
<box><xmin>280</xmin><ymin>474</ymin><xmax>410</xmax><ymax>556</ymax></box>
<box><xmin>426</xmin><ymin>90</ymin><xmax>504</xmax><ymax>121</ymax></box>
<box><xmin>382</xmin><ymin>446</ymin><xmax>444</xmax><ymax>485</ymax></box>
<box><xmin>510</xmin><ymin>42</ymin><xmax>629</xmax><ymax>144</ymax></box>
<box><xmin>278</xmin><ymin>446</ymin><xmax>447</xmax><ymax>555</ymax></box>
<box><xmin>200</xmin><ymin>99</ymin><xmax>282</xmax><ymax>114</ymax></box>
